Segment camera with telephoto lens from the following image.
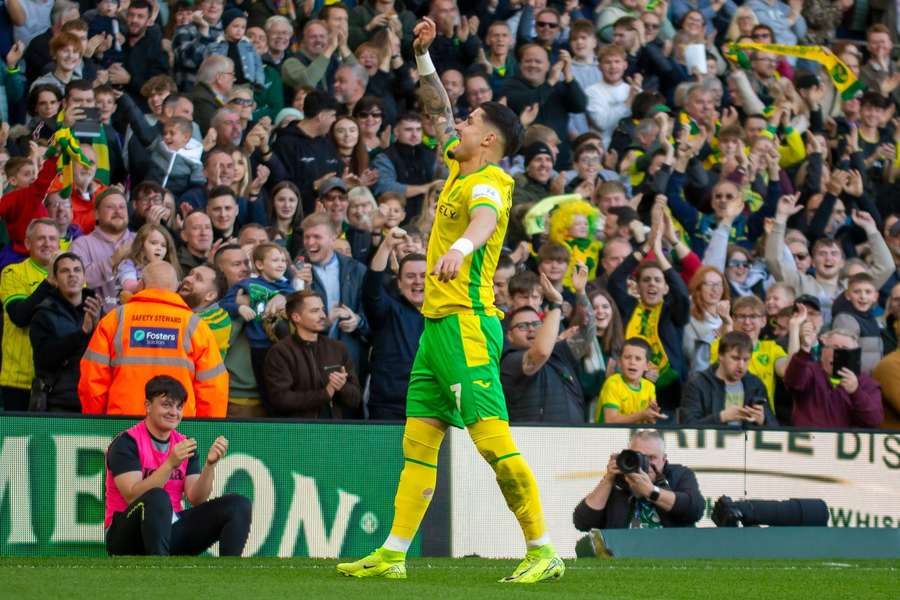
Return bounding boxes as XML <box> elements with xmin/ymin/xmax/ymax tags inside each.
<box><xmin>616</xmin><ymin>449</ymin><xmax>650</xmax><ymax>474</ymax></box>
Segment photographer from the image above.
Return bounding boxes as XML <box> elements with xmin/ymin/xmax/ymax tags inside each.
<box><xmin>573</xmin><ymin>430</ymin><xmax>704</xmax><ymax>530</ymax></box>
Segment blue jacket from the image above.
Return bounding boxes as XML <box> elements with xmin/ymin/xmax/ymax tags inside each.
<box><xmin>204</xmin><ymin>37</ymin><xmax>265</xmax><ymax>89</ymax></box>
<box><xmin>362</xmin><ymin>268</ymin><xmax>423</xmax><ymax>413</ymax></box>
<box><xmin>221</xmin><ymin>276</ymin><xmax>294</xmax><ymax>348</ymax></box>
<box><xmin>310</xmin><ymin>253</ymin><xmax>371</xmax><ymax>379</ymax></box>
<box><xmin>666</xmin><ymin>169</ymin><xmax>780</xmax><ymax>257</ymax></box>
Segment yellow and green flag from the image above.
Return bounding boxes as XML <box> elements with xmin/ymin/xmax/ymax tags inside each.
<box><xmin>724</xmin><ymin>43</ymin><xmax>865</xmax><ymax>100</ymax></box>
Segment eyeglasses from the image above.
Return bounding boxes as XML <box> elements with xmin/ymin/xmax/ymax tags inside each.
<box><xmin>734</xmin><ymin>313</ymin><xmax>763</xmax><ymax>321</ymax></box>
<box><xmin>512</xmin><ymin>320</ymin><xmax>543</xmax><ymax>331</ymax></box>
<box><xmin>727</xmin><ymin>260</ymin><xmax>750</xmax><ymax>269</ymax></box>
<box><xmin>358</xmin><ymin>111</ymin><xmax>383</xmax><ymax>119</ymax></box>
<box><xmin>220</xmin><ymin>71</ymin><xmax>235</xmax><ymax>77</ymax></box>
<box><xmin>702</xmin><ymin>281</ymin><xmax>723</xmax><ymax>290</ymax></box>
<box><xmin>229</xmin><ymin>97</ymin><xmax>254</xmax><ymax>106</ymax></box>
<box><xmin>536</xmin><ymin>21</ymin><xmax>559</xmax><ymax>29</ymax></box>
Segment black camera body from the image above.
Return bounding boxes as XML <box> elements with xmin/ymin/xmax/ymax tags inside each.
<box><xmin>616</xmin><ymin>449</ymin><xmax>650</xmax><ymax>474</ymax></box>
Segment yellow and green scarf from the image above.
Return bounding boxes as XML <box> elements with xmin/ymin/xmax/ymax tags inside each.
<box><xmin>44</xmin><ymin>127</ymin><xmax>94</xmax><ymax>199</ymax></box>
<box><xmin>724</xmin><ymin>43</ymin><xmax>864</xmax><ymax>100</ymax></box>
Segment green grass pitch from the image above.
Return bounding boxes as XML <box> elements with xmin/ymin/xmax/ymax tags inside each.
<box><xmin>3</xmin><ymin>557</ymin><xmax>897</xmax><ymax>599</ymax></box>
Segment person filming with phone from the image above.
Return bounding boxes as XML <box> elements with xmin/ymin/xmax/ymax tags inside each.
<box><xmin>681</xmin><ymin>331</ymin><xmax>777</xmax><ymax>427</ymax></box>
<box><xmin>263</xmin><ymin>289</ymin><xmax>362</xmax><ymax>418</ymax></box>
<box><xmin>784</xmin><ymin>327</ymin><xmax>883</xmax><ymax>428</ymax></box>
<box><xmin>573</xmin><ymin>429</ymin><xmax>704</xmax><ymax>531</ymax></box>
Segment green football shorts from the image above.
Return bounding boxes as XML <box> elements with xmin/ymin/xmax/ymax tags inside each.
<box><xmin>406</xmin><ymin>312</ymin><xmax>508</xmax><ymax>428</ymax></box>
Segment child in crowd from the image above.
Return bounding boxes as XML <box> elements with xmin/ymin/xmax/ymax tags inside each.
<box><xmin>378</xmin><ymin>192</ymin><xmax>407</xmax><ymax>231</ymax></box>
<box><xmin>594</xmin><ymin>337</ymin><xmax>661</xmax><ymax>424</ymax></box>
<box><xmin>0</xmin><ymin>149</ymin><xmax>58</xmax><ymax>268</ymax></box>
<box><xmin>115</xmin><ymin>223</ymin><xmax>181</xmax><ymax>301</ymax></box>
<box><xmin>832</xmin><ymin>272</ymin><xmax>883</xmax><ymax>373</ymax></box>
<box><xmin>222</xmin><ymin>242</ymin><xmax>294</xmax><ymax>402</ymax></box>
<box><xmin>88</xmin><ymin>0</ymin><xmax>124</xmax><ymax>67</ymax></box>
<box><xmin>145</xmin><ymin>116</ymin><xmax>205</xmax><ymax>196</ymax></box>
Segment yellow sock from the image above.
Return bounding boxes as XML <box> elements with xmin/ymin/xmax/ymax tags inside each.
<box><xmin>388</xmin><ymin>419</ymin><xmax>445</xmax><ymax>543</ymax></box>
<box><xmin>468</xmin><ymin>419</ymin><xmax>548</xmax><ymax>546</ymax></box>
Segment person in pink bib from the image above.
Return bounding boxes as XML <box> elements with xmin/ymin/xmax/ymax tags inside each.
<box><xmin>104</xmin><ymin>375</ymin><xmax>251</xmax><ymax>556</ymax></box>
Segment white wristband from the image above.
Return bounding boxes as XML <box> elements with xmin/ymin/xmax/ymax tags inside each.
<box><xmin>450</xmin><ymin>237</ymin><xmax>474</xmax><ymax>257</ymax></box>
<box><xmin>415</xmin><ymin>51</ymin><xmax>436</xmax><ymax>76</ymax></box>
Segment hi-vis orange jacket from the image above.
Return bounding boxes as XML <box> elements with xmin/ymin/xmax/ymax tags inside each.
<box><xmin>79</xmin><ymin>289</ymin><xmax>228</xmax><ymax>417</ymax></box>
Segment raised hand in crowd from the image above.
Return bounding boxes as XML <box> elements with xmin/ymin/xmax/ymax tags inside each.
<box><xmin>81</xmin><ymin>296</ymin><xmax>103</xmax><ymax>335</ymax></box>
<box><xmin>774</xmin><ymin>193</ymin><xmax>803</xmax><ymax>223</ymax></box>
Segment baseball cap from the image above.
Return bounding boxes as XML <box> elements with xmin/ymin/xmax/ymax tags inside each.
<box><xmin>319</xmin><ymin>177</ymin><xmax>348</xmax><ymax>197</ymax></box>
<box><xmin>795</xmin><ymin>294</ymin><xmax>821</xmax><ymax>313</ymax></box>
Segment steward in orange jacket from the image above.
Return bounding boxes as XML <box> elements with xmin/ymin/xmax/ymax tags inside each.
<box><xmin>79</xmin><ymin>270</ymin><xmax>228</xmax><ymax>417</ymax></box>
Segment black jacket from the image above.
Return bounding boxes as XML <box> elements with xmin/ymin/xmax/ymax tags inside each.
<box><xmin>500</xmin><ymin>341</ymin><xmax>587</xmax><ymax>424</ymax></box>
<box><xmin>362</xmin><ymin>268</ymin><xmax>423</xmax><ymax>415</ymax></box>
<box><xmin>572</xmin><ymin>463</ymin><xmax>705</xmax><ymax>530</ymax></box>
<box><xmin>681</xmin><ymin>365</ymin><xmax>777</xmax><ymax>426</ymax></box>
<box><xmin>190</xmin><ymin>81</ymin><xmax>223</xmax><ymax>135</ymax></box>
<box><xmin>382</xmin><ymin>142</ymin><xmax>436</xmax><ymax>218</ymax></box>
<box><xmin>269</xmin><ymin>123</ymin><xmax>342</xmax><ymax>215</ymax></box>
<box><xmin>121</xmin><ymin>26</ymin><xmax>170</xmax><ymax>106</ymax></box>
<box><xmin>498</xmin><ymin>75</ymin><xmax>587</xmax><ymax>167</ymax></box>
<box><xmin>28</xmin><ymin>288</ymin><xmax>94</xmax><ymax>412</ymax></box>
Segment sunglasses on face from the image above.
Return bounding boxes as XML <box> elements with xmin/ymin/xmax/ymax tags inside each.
<box><xmin>358</xmin><ymin>111</ymin><xmax>383</xmax><ymax>118</ymax></box>
<box><xmin>536</xmin><ymin>21</ymin><xmax>559</xmax><ymax>28</ymax></box>
<box><xmin>728</xmin><ymin>260</ymin><xmax>750</xmax><ymax>269</ymax></box>
<box><xmin>792</xmin><ymin>252</ymin><xmax>809</xmax><ymax>261</ymax></box>
<box><xmin>229</xmin><ymin>97</ymin><xmax>254</xmax><ymax>106</ymax></box>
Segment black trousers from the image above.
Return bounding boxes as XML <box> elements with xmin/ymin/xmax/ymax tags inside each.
<box><xmin>106</xmin><ymin>489</ymin><xmax>252</xmax><ymax>556</ymax></box>
<box><xmin>1</xmin><ymin>386</ymin><xmax>29</xmax><ymax>411</ymax></box>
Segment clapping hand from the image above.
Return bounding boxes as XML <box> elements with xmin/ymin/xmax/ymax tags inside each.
<box><xmin>205</xmin><ymin>436</ymin><xmax>228</xmax><ymax>466</ymax></box>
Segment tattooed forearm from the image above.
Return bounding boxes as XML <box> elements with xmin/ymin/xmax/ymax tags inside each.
<box><xmin>566</xmin><ymin>292</ymin><xmax>596</xmax><ymax>359</ymax></box>
<box><xmin>417</xmin><ymin>71</ymin><xmax>456</xmax><ymax>143</ymax></box>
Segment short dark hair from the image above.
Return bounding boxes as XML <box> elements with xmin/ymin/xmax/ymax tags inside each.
<box><xmin>303</xmin><ymin>89</ymin><xmax>338</xmax><ymax>119</ymax></box>
<box><xmin>508</xmin><ymin>270</ymin><xmax>540</xmax><ymax>297</ymax></box>
<box><xmin>622</xmin><ymin>337</ymin><xmax>652</xmax><ymax>361</ymax></box>
<box><xmin>608</xmin><ymin>206</ymin><xmax>639</xmax><ymax>228</ymax></box>
<box><xmin>399</xmin><ymin>252</ymin><xmax>426</xmax><ymax>275</ymax></box>
<box><xmin>213</xmin><ymin>242</ymin><xmax>245</xmax><ymax>265</ymax></box>
<box><xmin>719</xmin><ymin>331</ymin><xmax>754</xmax><ymax>356</ymax></box>
<box><xmin>285</xmin><ymin>289</ymin><xmax>324</xmax><ymax>316</ymax></box>
<box><xmin>848</xmin><ymin>272</ymin><xmax>877</xmax><ymax>289</ymax></box>
<box><xmin>129</xmin><ymin>0</ymin><xmax>152</xmax><ymax>12</ymax></box>
<box><xmin>27</xmin><ymin>84</ymin><xmax>62</xmax><ymax>116</ymax></box>
<box><xmin>65</xmin><ymin>79</ymin><xmax>94</xmax><ymax>100</ymax></box>
<box><xmin>52</xmin><ymin>252</ymin><xmax>83</xmax><ymax>276</ymax></box>
<box><xmin>208</xmin><ymin>185</ymin><xmax>237</xmax><ymax>203</ymax></box>
<box><xmin>508</xmin><ymin>305</ymin><xmax>540</xmax><ymax>322</ymax></box>
<box><xmin>496</xmin><ymin>253</ymin><xmax>515</xmax><ymax>271</ymax></box>
<box><xmin>145</xmin><ymin>375</ymin><xmax>188</xmax><ymax>406</ymax></box>
<box><xmin>480</xmin><ymin>101</ymin><xmax>524</xmax><ymax>157</ymax></box>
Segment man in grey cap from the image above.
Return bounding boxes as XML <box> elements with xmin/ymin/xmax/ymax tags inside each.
<box><xmin>319</xmin><ymin>176</ymin><xmax>350</xmax><ymax>234</ymax></box>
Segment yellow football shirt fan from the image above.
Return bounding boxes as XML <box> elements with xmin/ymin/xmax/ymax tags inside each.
<box><xmin>0</xmin><ymin>259</ymin><xmax>48</xmax><ymax>389</ymax></box>
<box><xmin>594</xmin><ymin>373</ymin><xmax>656</xmax><ymax>423</ymax></box>
<box><xmin>710</xmin><ymin>338</ymin><xmax>787</xmax><ymax>410</ymax></box>
<box><xmin>422</xmin><ymin>137</ymin><xmax>513</xmax><ymax>319</ymax></box>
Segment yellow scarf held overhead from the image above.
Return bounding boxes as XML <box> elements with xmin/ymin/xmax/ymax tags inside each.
<box><xmin>725</xmin><ymin>43</ymin><xmax>865</xmax><ymax>100</ymax></box>
<box><xmin>45</xmin><ymin>127</ymin><xmax>95</xmax><ymax>200</ymax></box>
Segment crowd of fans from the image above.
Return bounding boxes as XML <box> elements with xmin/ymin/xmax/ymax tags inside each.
<box><xmin>0</xmin><ymin>0</ymin><xmax>898</xmax><ymax>430</ymax></box>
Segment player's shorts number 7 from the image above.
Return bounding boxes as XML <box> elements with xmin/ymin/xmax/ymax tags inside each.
<box><xmin>450</xmin><ymin>383</ymin><xmax>462</xmax><ymax>412</ymax></box>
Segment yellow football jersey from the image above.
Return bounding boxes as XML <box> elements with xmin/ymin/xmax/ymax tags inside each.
<box><xmin>423</xmin><ymin>138</ymin><xmax>513</xmax><ymax>319</ymax></box>
<box><xmin>594</xmin><ymin>373</ymin><xmax>656</xmax><ymax>423</ymax></box>
<box><xmin>0</xmin><ymin>259</ymin><xmax>48</xmax><ymax>389</ymax></box>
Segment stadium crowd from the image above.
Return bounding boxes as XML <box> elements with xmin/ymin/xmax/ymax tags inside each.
<box><xmin>0</xmin><ymin>0</ymin><xmax>898</xmax><ymax>430</ymax></box>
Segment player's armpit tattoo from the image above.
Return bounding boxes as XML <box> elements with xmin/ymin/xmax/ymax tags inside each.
<box><xmin>417</xmin><ymin>71</ymin><xmax>456</xmax><ymax>141</ymax></box>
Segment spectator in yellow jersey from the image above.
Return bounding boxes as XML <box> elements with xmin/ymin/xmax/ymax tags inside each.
<box><xmin>0</xmin><ymin>219</ymin><xmax>60</xmax><ymax>411</ymax></box>
<box><xmin>595</xmin><ymin>338</ymin><xmax>663</xmax><ymax>424</ymax></box>
<box><xmin>177</xmin><ymin>265</ymin><xmax>232</xmax><ymax>358</ymax></box>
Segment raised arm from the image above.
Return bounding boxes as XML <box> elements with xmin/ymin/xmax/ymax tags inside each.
<box><xmin>413</xmin><ymin>17</ymin><xmax>455</xmax><ymax>149</ymax></box>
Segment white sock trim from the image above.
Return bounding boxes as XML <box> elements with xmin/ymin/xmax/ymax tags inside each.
<box><xmin>383</xmin><ymin>535</ymin><xmax>412</xmax><ymax>553</ymax></box>
<box><xmin>526</xmin><ymin>534</ymin><xmax>551</xmax><ymax>549</ymax></box>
